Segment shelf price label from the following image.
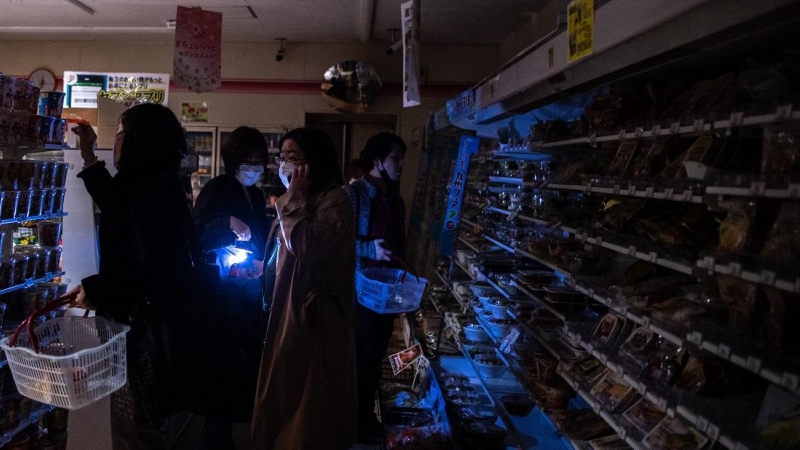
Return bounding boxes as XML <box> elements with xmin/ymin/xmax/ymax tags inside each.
<box><xmin>589</xmin><ymin>133</ymin><xmax>596</xmax><ymax>144</ymax></box>
<box><xmin>776</xmin><ymin>104</ymin><xmax>793</xmax><ymax>120</ymax></box>
<box><xmin>693</xmin><ymin>118</ymin><xmax>705</xmax><ymax>131</ymax></box>
<box><xmin>695</xmin><ymin>416</ymin><xmax>709</xmax><ymax>433</ymax></box>
<box><xmin>634</xmin><ymin>127</ymin><xmax>644</xmax><ymax>138</ymax></box>
<box><xmin>729</xmin><ymin>111</ymin><xmax>743</xmax><ymax>126</ymax></box>
<box><xmin>619</xmin><ymin>129</ymin><xmax>627</xmax><ymax>139</ymax></box>
<box><xmin>644</xmin><ymin>187</ymin><xmax>654</xmax><ymax>198</ymax></box>
<box><xmin>746</xmin><ymin>356</ymin><xmax>762</xmax><ymax>373</ymax></box>
<box><xmin>783</xmin><ymin>373</ymin><xmax>800</xmax><ymax>392</ymax></box>
<box><xmin>750</xmin><ymin>182</ymin><xmax>766</xmax><ymax>196</ymax></box>
<box><xmin>627</xmin><ymin>246</ymin><xmax>637</xmax><ymax>256</ymax></box>
<box><xmin>664</xmin><ymin>187</ymin><xmax>674</xmax><ymax>198</ymax></box>
<box><xmin>706</xmin><ymin>423</ymin><xmax>720</xmax><ymax>441</ymax></box>
<box><xmin>687</xmin><ymin>331</ymin><xmax>703</xmax><ymax>346</ymax></box>
<box><xmin>717</xmin><ymin>344</ymin><xmax>731</xmax><ymax>359</ymax></box>
<box><xmin>760</xmin><ymin>270</ymin><xmax>776</xmax><ymax>285</ymax></box>
<box><xmin>670</xmin><ymin>122</ymin><xmax>681</xmax><ymax>134</ymax></box>
<box><xmin>627</xmin><ymin>185</ymin><xmax>636</xmax><ymax>196</ymax></box>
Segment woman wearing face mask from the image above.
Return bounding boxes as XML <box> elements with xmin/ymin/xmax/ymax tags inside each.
<box><xmin>252</xmin><ymin>127</ymin><xmax>357</xmax><ymax>450</ymax></box>
<box><xmin>191</xmin><ymin>126</ymin><xmax>271</xmax><ymax>450</ymax></box>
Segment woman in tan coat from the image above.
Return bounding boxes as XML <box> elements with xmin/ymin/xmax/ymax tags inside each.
<box><xmin>252</xmin><ymin>127</ymin><xmax>358</xmax><ymax>449</ymax></box>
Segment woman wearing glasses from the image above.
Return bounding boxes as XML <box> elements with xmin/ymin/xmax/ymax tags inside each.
<box><xmin>252</xmin><ymin>127</ymin><xmax>357</xmax><ymax>450</ymax></box>
<box><xmin>191</xmin><ymin>126</ymin><xmax>272</xmax><ymax>449</ymax></box>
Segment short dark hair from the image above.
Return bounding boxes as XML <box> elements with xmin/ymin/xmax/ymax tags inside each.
<box><xmin>280</xmin><ymin>127</ymin><xmax>343</xmax><ymax>193</ymax></box>
<box><xmin>221</xmin><ymin>126</ymin><xmax>269</xmax><ymax>175</ymax></box>
<box><xmin>117</xmin><ymin>103</ymin><xmax>187</xmax><ymax>175</ymax></box>
<box><xmin>359</xmin><ymin>132</ymin><xmax>406</xmax><ymax>172</ymax></box>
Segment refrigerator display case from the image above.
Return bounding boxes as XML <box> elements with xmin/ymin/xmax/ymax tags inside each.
<box><xmin>184</xmin><ymin>126</ymin><xmax>285</xmax><ymax>203</ymax></box>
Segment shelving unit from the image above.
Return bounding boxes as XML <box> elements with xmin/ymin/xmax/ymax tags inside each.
<box><xmin>407</xmin><ymin>2</ymin><xmax>800</xmax><ymax>449</ymax></box>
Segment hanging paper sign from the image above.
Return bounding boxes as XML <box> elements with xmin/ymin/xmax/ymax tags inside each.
<box><xmin>401</xmin><ymin>0</ymin><xmax>421</xmax><ymax>107</ymax></box>
<box><xmin>440</xmin><ymin>135</ymin><xmax>480</xmax><ymax>256</ymax></box>
<box><xmin>389</xmin><ymin>343</ymin><xmax>422</xmax><ymax>375</ymax></box>
<box><xmin>567</xmin><ymin>0</ymin><xmax>594</xmax><ymax>63</ymax></box>
<box><xmin>63</xmin><ymin>71</ymin><xmax>170</xmax><ymax>108</ymax></box>
<box><xmin>174</xmin><ymin>6</ymin><xmax>222</xmax><ymax>93</ymax></box>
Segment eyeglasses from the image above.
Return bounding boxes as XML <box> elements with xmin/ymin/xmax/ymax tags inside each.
<box><xmin>274</xmin><ymin>155</ymin><xmax>307</xmax><ymax>165</ymax></box>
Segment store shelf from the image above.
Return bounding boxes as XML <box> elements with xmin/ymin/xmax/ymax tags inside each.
<box><xmin>439</xmin><ymin>355</ymin><xmax>571</xmax><ymax>450</ymax></box>
<box><xmin>457</xmin><ymin>237</ymin><xmax>482</xmax><ymax>254</ymax></box>
<box><xmin>563</xmin><ymin>227</ymin><xmax>695</xmax><ymax>276</ymax></box>
<box><xmin>547</xmin><ymin>182</ymin><xmax>705</xmax><ymax>204</ymax></box>
<box><xmin>514</xmin><ymin>248</ymin><xmax>572</xmax><ymax>279</ymax></box>
<box><xmin>704</xmin><ymin>183</ymin><xmax>800</xmax><ymax>199</ymax></box>
<box><xmin>0</xmin><ymin>403</ymin><xmax>54</xmax><ymax>447</ymax></box>
<box><xmin>0</xmin><ymin>211</ymin><xmax>68</xmax><ymax>226</ymax></box>
<box><xmin>483</xmin><ymin>235</ymin><xmax>515</xmax><ymax>254</ymax></box>
<box><xmin>0</xmin><ymin>272</ymin><xmax>66</xmax><ymax>298</ymax></box>
<box><xmin>564</xmin><ymin>326</ymin><xmax>756</xmax><ymax>450</ymax></box>
<box><xmin>510</xmin><ymin>282</ymin><xmax>569</xmax><ymax>322</ymax></box>
<box><xmin>516</xmin><ymin>214</ymin><xmax>551</xmax><ymax>226</ymax></box>
<box><xmin>507</xmin><ymin>310</ymin><xmax>571</xmax><ymax>361</ymax></box>
<box><xmin>530</xmin><ymin>108</ymin><xmax>800</xmax><ymax>152</ymax></box>
<box><xmin>488</xmin><ymin>176</ymin><xmax>542</xmax><ymax>187</ymax></box>
<box><xmin>696</xmin><ymin>255</ymin><xmax>800</xmax><ymax>295</ymax></box>
<box><xmin>461</xmin><ymin>218</ymin><xmax>479</xmax><ymax>228</ymax></box>
<box><xmin>452</xmin><ymin>260</ymin><xmax>474</xmax><ymax>280</ymax></box>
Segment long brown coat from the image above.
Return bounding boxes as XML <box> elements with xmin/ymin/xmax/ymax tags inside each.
<box><xmin>251</xmin><ymin>186</ymin><xmax>358</xmax><ymax>450</ymax></box>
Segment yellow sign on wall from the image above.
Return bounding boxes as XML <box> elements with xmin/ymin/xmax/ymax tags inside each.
<box><xmin>567</xmin><ymin>0</ymin><xmax>594</xmax><ymax>63</ymax></box>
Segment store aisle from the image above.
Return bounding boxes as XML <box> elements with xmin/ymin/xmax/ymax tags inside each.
<box><xmin>171</xmin><ymin>414</ymin><xmax>383</xmax><ymax>450</ymax></box>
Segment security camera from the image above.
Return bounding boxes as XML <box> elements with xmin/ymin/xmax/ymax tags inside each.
<box><xmin>275</xmin><ymin>38</ymin><xmax>287</xmax><ymax>63</ymax></box>
<box><xmin>386</xmin><ymin>40</ymin><xmax>403</xmax><ymax>56</ymax></box>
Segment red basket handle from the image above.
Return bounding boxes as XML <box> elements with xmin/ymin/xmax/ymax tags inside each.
<box><xmin>389</xmin><ymin>255</ymin><xmax>421</xmax><ymax>283</ymax></box>
<box><xmin>8</xmin><ymin>293</ymin><xmax>77</xmax><ymax>353</ymax></box>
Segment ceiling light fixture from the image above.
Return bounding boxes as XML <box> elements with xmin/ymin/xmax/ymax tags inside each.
<box><xmin>64</xmin><ymin>0</ymin><xmax>95</xmax><ymax>15</ymax></box>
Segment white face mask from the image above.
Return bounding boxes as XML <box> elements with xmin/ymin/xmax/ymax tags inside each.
<box><xmin>236</xmin><ymin>168</ymin><xmax>263</xmax><ymax>187</ymax></box>
<box><xmin>278</xmin><ymin>162</ymin><xmax>293</xmax><ymax>188</ymax></box>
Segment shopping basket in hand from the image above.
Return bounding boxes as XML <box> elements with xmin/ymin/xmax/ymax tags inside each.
<box><xmin>0</xmin><ymin>294</ymin><xmax>130</xmax><ymax>410</ymax></box>
<box><xmin>356</xmin><ymin>256</ymin><xmax>428</xmax><ymax>314</ymax></box>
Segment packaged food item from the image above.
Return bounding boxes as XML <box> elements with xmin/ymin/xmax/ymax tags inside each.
<box><xmin>646</xmin><ymin>297</ymin><xmax>705</xmax><ymax>326</ymax></box>
<box><xmin>762</xmin><ymin>125</ymin><xmax>799</xmax><ymax>175</ymax></box>
<box><xmin>619</xmin><ymin>327</ymin><xmax>658</xmax><ymax>364</ymax></box>
<box><xmin>646</xmin><ymin>340</ymin><xmax>687</xmax><ymax>386</ymax></box>
<box><xmin>606</xmin><ymin>141</ymin><xmax>640</xmax><ymax>177</ymax></box>
<box><xmin>717</xmin><ymin>275</ymin><xmax>757</xmax><ymax>334</ymax></box>
<box><xmin>643</xmin><ymin>416</ymin><xmax>708</xmax><ymax>449</ymax></box>
<box><xmin>675</xmin><ymin>355</ymin><xmax>727</xmax><ymax>395</ymax></box>
<box><xmin>760</xmin><ymin>202</ymin><xmax>800</xmax><ymax>263</ymax></box>
<box><xmin>590</xmin><ymin>371</ymin><xmax>638</xmax><ymax>412</ymax></box>
<box><xmin>717</xmin><ymin>199</ymin><xmax>757</xmax><ymax>253</ymax></box>
<box><xmin>623</xmin><ymin>397</ymin><xmax>667</xmax><ymax>434</ymax></box>
<box><xmin>593</xmin><ymin>314</ymin><xmax>624</xmax><ymax>345</ymax></box>
<box><xmin>589</xmin><ymin>434</ymin><xmax>632</xmax><ymax>450</ymax></box>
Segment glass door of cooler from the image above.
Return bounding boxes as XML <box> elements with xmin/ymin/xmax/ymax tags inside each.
<box><xmin>185</xmin><ymin>126</ymin><xmax>217</xmax><ymax>202</ymax></box>
<box><xmin>216</xmin><ymin>127</ymin><xmax>285</xmax><ymax>195</ymax></box>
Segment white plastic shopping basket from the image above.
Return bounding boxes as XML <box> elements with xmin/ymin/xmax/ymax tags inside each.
<box><xmin>0</xmin><ymin>294</ymin><xmax>130</xmax><ymax>410</ymax></box>
<box><xmin>356</xmin><ymin>255</ymin><xmax>428</xmax><ymax>314</ymax></box>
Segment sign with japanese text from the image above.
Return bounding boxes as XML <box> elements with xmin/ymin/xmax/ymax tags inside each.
<box><xmin>401</xmin><ymin>0</ymin><xmax>421</xmax><ymax>107</ymax></box>
<box><xmin>63</xmin><ymin>72</ymin><xmax>170</xmax><ymax>108</ymax></box>
<box><xmin>567</xmin><ymin>0</ymin><xmax>594</xmax><ymax>63</ymax></box>
<box><xmin>174</xmin><ymin>6</ymin><xmax>222</xmax><ymax>93</ymax></box>
<box><xmin>441</xmin><ymin>135</ymin><xmax>480</xmax><ymax>256</ymax></box>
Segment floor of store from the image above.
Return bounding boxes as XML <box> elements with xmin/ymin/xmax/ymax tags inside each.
<box><xmin>170</xmin><ymin>413</ymin><xmax>383</xmax><ymax>450</ymax></box>
<box><xmin>172</xmin><ymin>415</ymin><xmax>382</xmax><ymax>450</ymax></box>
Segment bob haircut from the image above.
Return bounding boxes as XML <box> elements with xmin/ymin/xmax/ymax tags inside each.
<box><xmin>279</xmin><ymin>127</ymin><xmax>343</xmax><ymax>194</ymax></box>
<box><xmin>359</xmin><ymin>132</ymin><xmax>406</xmax><ymax>172</ymax></box>
<box><xmin>117</xmin><ymin>103</ymin><xmax>187</xmax><ymax>175</ymax></box>
<box><xmin>221</xmin><ymin>126</ymin><xmax>269</xmax><ymax>175</ymax></box>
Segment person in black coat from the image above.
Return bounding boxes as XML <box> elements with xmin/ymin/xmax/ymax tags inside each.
<box><xmin>191</xmin><ymin>126</ymin><xmax>271</xmax><ymax>450</ymax></box>
<box><xmin>70</xmin><ymin>103</ymin><xmax>194</xmax><ymax>450</ymax></box>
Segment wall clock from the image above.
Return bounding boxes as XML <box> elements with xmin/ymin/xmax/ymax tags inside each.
<box><xmin>29</xmin><ymin>68</ymin><xmax>56</xmax><ymax>91</ymax></box>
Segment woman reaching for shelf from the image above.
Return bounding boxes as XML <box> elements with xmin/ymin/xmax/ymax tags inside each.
<box><xmin>69</xmin><ymin>104</ymin><xmax>195</xmax><ymax>450</ymax></box>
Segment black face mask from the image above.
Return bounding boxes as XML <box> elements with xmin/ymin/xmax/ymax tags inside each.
<box><xmin>378</xmin><ymin>166</ymin><xmax>399</xmax><ymax>191</ymax></box>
